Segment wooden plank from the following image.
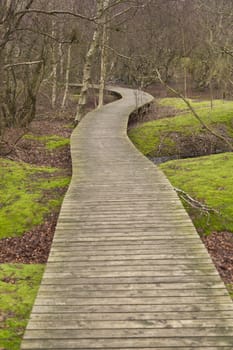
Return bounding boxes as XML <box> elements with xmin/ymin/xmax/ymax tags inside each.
<box><xmin>33</xmin><ymin>296</ymin><xmax>231</xmax><ymax>306</ymax></box>
<box><xmin>42</xmin><ymin>270</ymin><xmax>219</xmax><ymax>278</ymax></box>
<box><xmin>26</xmin><ymin>318</ymin><xmax>233</xmax><ymax>330</ymax></box>
<box><xmin>45</xmin><ymin>264</ymin><xmax>217</xmax><ymax>273</ymax></box>
<box><xmin>20</xmin><ymin>336</ymin><xmax>233</xmax><ymax>348</ymax></box>
<box><xmin>46</xmin><ymin>258</ymin><xmax>213</xmax><ymax>267</ymax></box>
<box><xmin>36</xmin><ymin>288</ymin><xmax>228</xmax><ymax>298</ymax></box>
<box><xmin>29</xmin><ymin>311</ymin><xmax>233</xmax><ymax>321</ymax></box>
<box><xmin>31</xmin><ymin>303</ymin><xmax>233</xmax><ymax>313</ymax></box>
<box><xmin>40</xmin><ymin>276</ymin><xmax>223</xmax><ymax>284</ymax></box>
<box><xmin>38</xmin><ymin>281</ymin><xmax>226</xmax><ymax>290</ymax></box>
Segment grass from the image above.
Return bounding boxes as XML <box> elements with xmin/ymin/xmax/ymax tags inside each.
<box><xmin>0</xmin><ymin>264</ymin><xmax>44</xmax><ymax>350</ymax></box>
<box><xmin>226</xmin><ymin>284</ymin><xmax>233</xmax><ymax>299</ymax></box>
<box><xmin>0</xmin><ymin>158</ymin><xmax>70</xmax><ymax>239</ymax></box>
<box><xmin>23</xmin><ymin>134</ymin><xmax>70</xmax><ymax>150</ymax></box>
<box><xmin>128</xmin><ymin>98</ymin><xmax>233</xmax><ymax>156</ymax></box>
<box><xmin>160</xmin><ymin>152</ymin><xmax>233</xmax><ymax>235</ymax></box>
<box><xmin>158</xmin><ymin>97</ymin><xmax>232</xmax><ymax>110</ymax></box>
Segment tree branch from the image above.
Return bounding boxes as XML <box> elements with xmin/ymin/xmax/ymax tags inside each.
<box><xmin>4</xmin><ymin>60</ymin><xmax>44</xmax><ymax>70</ymax></box>
<box><xmin>15</xmin><ymin>9</ymin><xmax>96</xmax><ymax>22</ymax></box>
<box><xmin>15</xmin><ymin>28</ymin><xmax>74</xmax><ymax>43</ymax></box>
<box><xmin>105</xmin><ymin>45</ymin><xmax>132</xmax><ymax>60</ymax></box>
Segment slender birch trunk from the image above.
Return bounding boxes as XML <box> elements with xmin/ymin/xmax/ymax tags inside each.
<box><xmin>61</xmin><ymin>43</ymin><xmax>72</xmax><ymax>109</ymax></box>
<box><xmin>59</xmin><ymin>42</ymin><xmax>64</xmax><ymax>79</ymax></box>
<box><xmin>51</xmin><ymin>21</ymin><xmax>57</xmax><ymax>109</ymax></box>
<box><xmin>75</xmin><ymin>1</ymin><xmax>103</xmax><ymax>122</ymax></box>
<box><xmin>98</xmin><ymin>0</ymin><xmax>110</xmax><ymax>108</ymax></box>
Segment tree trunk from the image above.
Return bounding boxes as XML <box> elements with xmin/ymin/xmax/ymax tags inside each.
<box><xmin>51</xmin><ymin>21</ymin><xmax>57</xmax><ymax>109</ymax></box>
<box><xmin>59</xmin><ymin>43</ymin><xmax>64</xmax><ymax>79</ymax></box>
<box><xmin>98</xmin><ymin>0</ymin><xmax>110</xmax><ymax>108</ymax></box>
<box><xmin>209</xmin><ymin>78</ymin><xmax>213</xmax><ymax>110</ymax></box>
<box><xmin>75</xmin><ymin>1</ymin><xmax>103</xmax><ymax>122</ymax></box>
<box><xmin>61</xmin><ymin>43</ymin><xmax>72</xmax><ymax>109</ymax></box>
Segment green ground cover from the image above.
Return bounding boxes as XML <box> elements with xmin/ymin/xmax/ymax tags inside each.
<box><xmin>23</xmin><ymin>134</ymin><xmax>70</xmax><ymax>150</ymax></box>
<box><xmin>0</xmin><ymin>158</ymin><xmax>70</xmax><ymax>239</ymax></box>
<box><xmin>160</xmin><ymin>153</ymin><xmax>233</xmax><ymax>235</ymax></box>
<box><xmin>158</xmin><ymin>97</ymin><xmax>232</xmax><ymax>110</ymax></box>
<box><xmin>0</xmin><ymin>264</ymin><xmax>44</xmax><ymax>350</ymax></box>
<box><xmin>128</xmin><ymin>98</ymin><xmax>233</xmax><ymax>156</ymax></box>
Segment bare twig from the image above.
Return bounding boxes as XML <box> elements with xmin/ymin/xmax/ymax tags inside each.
<box><xmin>222</xmin><ymin>47</ymin><xmax>233</xmax><ymax>58</ymax></box>
<box><xmin>16</xmin><ymin>9</ymin><xmax>96</xmax><ymax>22</ymax></box>
<box><xmin>15</xmin><ymin>28</ymin><xmax>74</xmax><ymax>43</ymax></box>
<box><xmin>4</xmin><ymin>60</ymin><xmax>43</xmax><ymax>70</ymax></box>
<box><xmin>105</xmin><ymin>45</ymin><xmax>132</xmax><ymax>60</ymax></box>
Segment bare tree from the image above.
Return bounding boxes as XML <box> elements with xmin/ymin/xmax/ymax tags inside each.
<box><xmin>98</xmin><ymin>0</ymin><xmax>110</xmax><ymax>108</ymax></box>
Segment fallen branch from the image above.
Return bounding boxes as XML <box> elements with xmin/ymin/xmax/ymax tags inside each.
<box><xmin>174</xmin><ymin>187</ymin><xmax>219</xmax><ymax>216</ymax></box>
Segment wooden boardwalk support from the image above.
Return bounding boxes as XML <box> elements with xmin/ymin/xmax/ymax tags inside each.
<box><xmin>21</xmin><ymin>87</ymin><xmax>233</xmax><ymax>349</ymax></box>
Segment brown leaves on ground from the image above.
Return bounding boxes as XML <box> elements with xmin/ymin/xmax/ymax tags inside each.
<box><xmin>0</xmin><ymin>213</ymin><xmax>58</xmax><ymax>264</ymax></box>
<box><xmin>202</xmin><ymin>232</ymin><xmax>233</xmax><ymax>284</ymax></box>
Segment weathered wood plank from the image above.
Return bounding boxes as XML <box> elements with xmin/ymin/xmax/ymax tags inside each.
<box><xmin>31</xmin><ymin>303</ymin><xmax>233</xmax><ymax>314</ymax></box>
<box><xmin>28</xmin><ymin>311</ymin><xmax>233</xmax><ymax>322</ymax></box>
<box><xmin>26</xmin><ymin>318</ymin><xmax>233</xmax><ymax>330</ymax></box>
<box><xmin>38</xmin><ymin>281</ymin><xmax>226</xmax><ymax>290</ymax></box>
<box><xmin>21</xmin><ymin>336</ymin><xmax>233</xmax><ymax>348</ymax></box>
<box><xmin>23</xmin><ymin>327</ymin><xmax>233</xmax><ymax>338</ymax></box>
<box><xmin>36</xmin><ymin>288</ymin><xmax>228</xmax><ymax>298</ymax></box>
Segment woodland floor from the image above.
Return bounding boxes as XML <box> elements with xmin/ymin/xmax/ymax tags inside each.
<box><xmin>0</xmin><ymin>115</ymin><xmax>72</xmax><ymax>264</ymax></box>
<box><xmin>0</xmin><ymin>90</ymin><xmax>233</xmax><ymax>286</ymax></box>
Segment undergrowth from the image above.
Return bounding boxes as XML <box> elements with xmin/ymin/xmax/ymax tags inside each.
<box><xmin>0</xmin><ymin>158</ymin><xmax>70</xmax><ymax>239</ymax></box>
<box><xmin>23</xmin><ymin>134</ymin><xmax>70</xmax><ymax>150</ymax></box>
<box><xmin>0</xmin><ymin>264</ymin><xmax>44</xmax><ymax>350</ymax></box>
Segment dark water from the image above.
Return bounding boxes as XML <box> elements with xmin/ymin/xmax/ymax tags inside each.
<box><xmin>148</xmin><ymin>155</ymin><xmax>179</xmax><ymax>165</ymax></box>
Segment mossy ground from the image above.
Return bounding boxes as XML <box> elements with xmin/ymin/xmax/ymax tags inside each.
<box><xmin>0</xmin><ymin>158</ymin><xmax>70</xmax><ymax>239</ymax></box>
<box><xmin>0</xmin><ymin>264</ymin><xmax>44</xmax><ymax>350</ymax></box>
<box><xmin>160</xmin><ymin>153</ymin><xmax>233</xmax><ymax>235</ymax></box>
<box><xmin>128</xmin><ymin>98</ymin><xmax>233</xmax><ymax>156</ymax></box>
<box><xmin>23</xmin><ymin>134</ymin><xmax>70</xmax><ymax>150</ymax></box>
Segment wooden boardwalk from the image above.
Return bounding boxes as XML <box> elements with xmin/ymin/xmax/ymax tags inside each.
<box><xmin>21</xmin><ymin>87</ymin><xmax>233</xmax><ymax>349</ymax></box>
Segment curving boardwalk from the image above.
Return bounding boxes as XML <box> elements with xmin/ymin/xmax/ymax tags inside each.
<box><xmin>21</xmin><ymin>87</ymin><xmax>233</xmax><ymax>349</ymax></box>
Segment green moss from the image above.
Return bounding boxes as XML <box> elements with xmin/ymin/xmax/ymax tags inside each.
<box><xmin>24</xmin><ymin>134</ymin><xmax>70</xmax><ymax>150</ymax></box>
<box><xmin>160</xmin><ymin>153</ymin><xmax>233</xmax><ymax>234</ymax></box>
<box><xmin>46</xmin><ymin>137</ymin><xmax>70</xmax><ymax>150</ymax></box>
<box><xmin>69</xmin><ymin>94</ymin><xmax>80</xmax><ymax>102</ymax></box>
<box><xmin>128</xmin><ymin>98</ymin><xmax>233</xmax><ymax>156</ymax></box>
<box><xmin>0</xmin><ymin>158</ymin><xmax>70</xmax><ymax>239</ymax></box>
<box><xmin>158</xmin><ymin>97</ymin><xmax>232</xmax><ymax>111</ymax></box>
<box><xmin>0</xmin><ymin>264</ymin><xmax>44</xmax><ymax>350</ymax></box>
<box><xmin>226</xmin><ymin>284</ymin><xmax>233</xmax><ymax>299</ymax></box>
